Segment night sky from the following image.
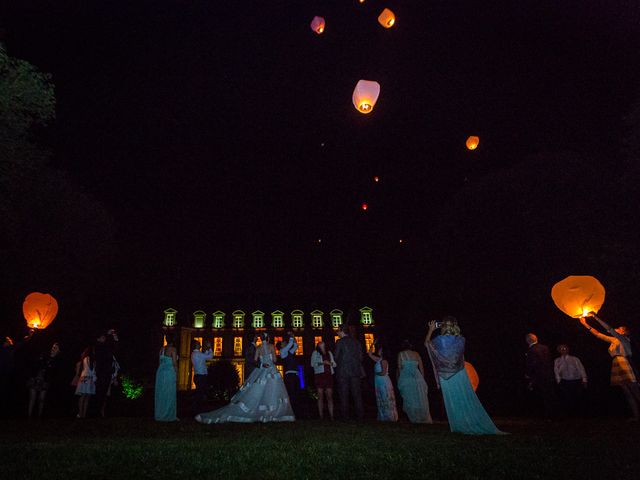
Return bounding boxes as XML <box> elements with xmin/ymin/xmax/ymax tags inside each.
<box><xmin>3</xmin><ymin>1</ymin><xmax>640</xmax><ymax>410</ymax></box>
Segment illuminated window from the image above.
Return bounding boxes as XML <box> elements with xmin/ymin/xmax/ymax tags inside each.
<box><xmin>311</xmin><ymin>310</ymin><xmax>323</xmax><ymax>329</ymax></box>
<box><xmin>193</xmin><ymin>310</ymin><xmax>206</xmax><ymax>328</ymax></box>
<box><xmin>234</xmin><ymin>362</ymin><xmax>244</xmax><ymax>385</ymax></box>
<box><xmin>193</xmin><ymin>336</ymin><xmax>203</xmax><ymax>349</ymax></box>
<box><xmin>314</xmin><ymin>336</ymin><xmax>322</xmax><ymax>348</ymax></box>
<box><xmin>213</xmin><ymin>337</ymin><xmax>223</xmax><ymax>357</ymax></box>
<box><xmin>360</xmin><ymin>307</ymin><xmax>373</xmax><ymax>326</ymax></box>
<box><xmin>330</xmin><ymin>309</ymin><xmax>343</xmax><ymax>328</ymax></box>
<box><xmin>232</xmin><ymin>310</ymin><xmax>245</xmax><ymax>329</ymax></box>
<box><xmin>291</xmin><ymin>310</ymin><xmax>304</xmax><ymax>329</ymax></box>
<box><xmin>213</xmin><ymin>311</ymin><xmax>225</xmax><ymax>329</ymax></box>
<box><xmin>252</xmin><ymin>310</ymin><xmax>265</xmax><ymax>328</ymax></box>
<box><xmin>163</xmin><ymin>308</ymin><xmax>177</xmax><ymax>327</ymax></box>
<box><xmin>334</xmin><ymin>335</ymin><xmax>340</xmax><ymax>344</ymax></box>
<box><xmin>163</xmin><ymin>335</ymin><xmax>167</xmax><ymax>347</ymax></box>
<box><xmin>295</xmin><ymin>336</ymin><xmax>304</xmax><ymax>356</ymax></box>
<box><xmin>274</xmin><ymin>336</ymin><xmax>283</xmax><ymax>355</ymax></box>
<box><xmin>255</xmin><ymin>336</ymin><xmax>262</xmax><ymax>347</ymax></box>
<box><xmin>233</xmin><ymin>337</ymin><xmax>242</xmax><ymax>357</ymax></box>
<box><xmin>276</xmin><ymin>365</ymin><xmax>284</xmax><ymax>377</ymax></box>
<box><xmin>364</xmin><ymin>333</ymin><xmax>375</xmax><ymax>353</ymax></box>
<box><xmin>271</xmin><ymin>310</ymin><xmax>284</xmax><ymax>328</ymax></box>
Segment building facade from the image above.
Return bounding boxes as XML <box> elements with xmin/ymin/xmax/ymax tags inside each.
<box><xmin>161</xmin><ymin>306</ymin><xmax>376</xmax><ymax>391</ymax></box>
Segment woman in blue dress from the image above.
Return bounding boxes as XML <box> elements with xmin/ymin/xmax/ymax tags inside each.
<box><xmin>367</xmin><ymin>343</ymin><xmax>398</xmax><ymax>422</ymax></box>
<box><xmin>424</xmin><ymin>317</ymin><xmax>505</xmax><ymax>435</ymax></box>
<box><xmin>154</xmin><ymin>335</ymin><xmax>178</xmax><ymax>422</ymax></box>
<box><xmin>396</xmin><ymin>340</ymin><xmax>432</xmax><ymax>423</ymax></box>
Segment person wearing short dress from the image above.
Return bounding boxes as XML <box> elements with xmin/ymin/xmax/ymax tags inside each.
<box><xmin>311</xmin><ymin>340</ymin><xmax>336</xmax><ymax>420</ymax></box>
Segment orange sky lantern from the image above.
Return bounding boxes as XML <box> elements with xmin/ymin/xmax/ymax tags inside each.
<box><xmin>23</xmin><ymin>292</ymin><xmax>58</xmax><ymax>329</ymax></box>
<box><xmin>551</xmin><ymin>275</ymin><xmax>606</xmax><ymax>318</ymax></box>
<box><xmin>466</xmin><ymin>136</ymin><xmax>480</xmax><ymax>150</ymax></box>
<box><xmin>378</xmin><ymin>9</ymin><xmax>396</xmax><ymax>28</ymax></box>
<box><xmin>362</xmin><ymin>203</ymin><xmax>368</xmax><ymax>211</ymax></box>
<box><xmin>352</xmin><ymin>80</ymin><xmax>381</xmax><ymax>114</ymax></box>
<box><xmin>310</xmin><ymin>16</ymin><xmax>325</xmax><ymax>34</ymax></box>
<box><xmin>465</xmin><ymin>362</ymin><xmax>479</xmax><ymax>391</ymax></box>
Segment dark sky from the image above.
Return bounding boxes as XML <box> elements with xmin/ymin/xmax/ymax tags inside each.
<box><xmin>4</xmin><ymin>0</ymin><xmax>640</xmax><ymax>307</ymax></box>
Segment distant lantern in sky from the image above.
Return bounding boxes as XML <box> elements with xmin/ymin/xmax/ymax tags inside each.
<box><xmin>551</xmin><ymin>275</ymin><xmax>606</xmax><ymax>318</ymax></box>
<box><xmin>310</xmin><ymin>16</ymin><xmax>325</xmax><ymax>34</ymax></box>
<box><xmin>362</xmin><ymin>203</ymin><xmax>368</xmax><ymax>211</ymax></box>
<box><xmin>23</xmin><ymin>292</ymin><xmax>58</xmax><ymax>329</ymax></box>
<box><xmin>378</xmin><ymin>8</ymin><xmax>396</xmax><ymax>28</ymax></box>
<box><xmin>466</xmin><ymin>136</ymin><xmax>480</xmax><ymax>150</ymax></box>
<box><xmin>374</xmin><ymin>176</ymin><xmax>379</xmax><ymax>182</ymax></box>
<box><xmin>358</xmin><ymin>0</ymin><xmax>366</xmax><ymax>4</ymax></box>
<box><xmin>352</xmin><ymin>80</ymin><xmax>381</xmax><ymax>114</ymax></box>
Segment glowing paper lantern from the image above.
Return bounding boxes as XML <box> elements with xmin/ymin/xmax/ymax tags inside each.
<box><xmin>466</xmin><ymin>136</ymin><xmax>480</xmax><ymax>150</ymax></box>
<box><xmin>23</xmin><ymin>292</ymin><xmax>58</xmax><ymax>329</ymax></box>
<box><xmin>310</xmin><ymin>16</ymin><xmax>325</xmax><ymax>34</ymax></box>
<box><xmin>551</xmin><ymin>275</ymin><xmax>605</xmax><ymax>318</ymax></box>
<box><xmin>362</xmin><ymin>203</ymin><xmax>368</xmax><ymax>211</ymax></box>
<box><xmin>374</xmin><ymin>176</ymin><xmax>379</xmax><ymax>182</ymax></box>
<box><xmin>378</xmin><ymin>9</ymin><xmax>396</xmax><ymax>28</ymax></box>
<box><xmin>465</xmin><ymin>361</ymin><xmax>479</xmax><ymax>391</ymax></box>
<box><xmin>352</xmin><ymin>80</ymin><xmax>381</xmax><ymax>114</ymax></box>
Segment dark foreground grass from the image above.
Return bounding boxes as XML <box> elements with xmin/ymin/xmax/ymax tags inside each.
<box><xmin>1</xmin><ymin>418</ymin><xmax>638</xmax><ymax>479</ymax></box>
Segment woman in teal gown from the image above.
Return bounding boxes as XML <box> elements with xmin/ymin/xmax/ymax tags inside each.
<box><xmin>425</xmin><ymin>318</ymin><xmax>505</xmax><ymax>435</ymax></box>
<box><xmin>154</xmin><ymin>336</ymin><xmax>178</xmax><ymax>422</ymax></box>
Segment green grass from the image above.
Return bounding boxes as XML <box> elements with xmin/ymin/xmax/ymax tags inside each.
<box><xmin>1</xmin><ymin>418</ymin><xmax>638</xmax><ymax>479</ymax></box>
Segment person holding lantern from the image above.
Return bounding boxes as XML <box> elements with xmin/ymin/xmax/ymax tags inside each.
<box><xmin>580</xmin><ymin>314</ymin><xmax>640</xmax><ymax>421</ymax></box>
<box><xmin>27</xmin><ymin>342</ymin><xmax>62</xmax><ymax>418</ymax></box>
<box><xmin>425</xmin><ymin>317</ymin><xmax>504</xmax><ymax>434</ymax></box>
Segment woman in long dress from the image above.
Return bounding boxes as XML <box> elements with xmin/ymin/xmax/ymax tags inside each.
<box><xmin>424</xmin><ymin>318</ymin><xmax>505</xmax><ymax>435</ymax></box>
<box><xmin>367</xmin><ymin>344</ymin><xmax>398</xmax><ymax>422</ymax></box>
<box><xmin>580</xmin><ymin>314</ymin><xmax>640</xmax><ymax>420</ymax></box>
<box><xmin>196</xmin><ymin>332</ymin><xmax>295</xmax><ymax>423</ymax></box>
<box><xmin>154</xmin><ymin>335</ymin><xmax>178</xmax><ymax>422</ymax></box>
<box><xmin>396</xmin><ymin>340</ymin><xmax>432</xmax><ymax>423</ymax></box>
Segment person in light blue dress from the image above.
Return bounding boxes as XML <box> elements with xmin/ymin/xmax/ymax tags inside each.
<box><xmin>367</xmin><ymin>343</ymin><xmax>398</xmax><ymax>422</ymax></box>
<box><xmin>154</xmin><ymin>335</ymin><xmax>178</xmax><ymax>422</ymax></box>
<box><xmin>397</xmin><ymin>340</ymin><xmax>432</xmax><ymax>423</ymax></box>
<box><xmin>425</xmin><ymin>317</ymin><xmax>505</xmax><ymax>435</ymax></box>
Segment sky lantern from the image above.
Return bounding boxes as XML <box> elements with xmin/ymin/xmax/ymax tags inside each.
<box><xmin>373</xmin><ymin>176</ymin><xmax>379</xmax><ymax>182</ymax></box>
<box><xmin>23</xmin><ymin>292</ymin><xmax>58</xmax><ymax>329</ymax></box>
<box><xmin>352</xmin><ymin>80</ymin><xmax>381</xmax><ymax>114</ymax></box>
<box><xmin>310</xmin><ymin>16</ymin><xmax>325</xmax><ymax>34</ymax></box>
<box><xmin>361</xmin><ymin>203</ymin><xmax>368</xmax><ymax>211</ymax></box>
<box><xmin>378</xmin><ymin>9</ymin><xmax>396</xmax><ymax>28</ymax></box>
<box><xmin>466</xmin><ymin>136</ymin><xmax>480</xmax><ymax>150</ymax></box>
<box><xmin>552</xmin><ymin>276</ymin><xmax>606</xmax><ymax>318</ymax></box>
<box><xmin>465</xmin><ymin>362</ymin><xmax>479</xmax><ymax>391</ymax></box>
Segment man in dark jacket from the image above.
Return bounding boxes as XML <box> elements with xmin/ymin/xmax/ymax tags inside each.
<box><xmin>525</xmin><ymin>333</ymin><xmax>558</xmax><ymax>418</ymax></box>
<box><xmin>95</xmin><ymin>330</ymin><xmax>118</xmax><ymax>417</ymax></box>
<box><xmin>334</xmin><ymin>324</ymin><xmax>364</xmax><ymax>420</ymax></box>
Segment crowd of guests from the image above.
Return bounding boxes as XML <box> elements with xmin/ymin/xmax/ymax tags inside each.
<box><xmin>526</xmin><ymin>313</ymin><xmax>640</xmax><ymax>421</ymax></box>
<box><xmin>0</xmin><ymin>329</ymin><xmax>120</xmax><ymax>419</ymax></box>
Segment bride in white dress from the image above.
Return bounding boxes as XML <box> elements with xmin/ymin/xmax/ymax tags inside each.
<box><xmin>195</xmin><ymin>332</ymin><xmax>295</xmax><ymax>423</ymax></box>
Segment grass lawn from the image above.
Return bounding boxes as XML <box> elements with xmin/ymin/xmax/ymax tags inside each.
<box><xmin>1</xmin><ymin>417</ymin><xmax>638</xmax><ymax>479</ymax></box>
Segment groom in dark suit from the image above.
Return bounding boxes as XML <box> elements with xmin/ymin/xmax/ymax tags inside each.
<box><xmin>334</xmin><ymin>323</ymin><xmax>364</xmax><ymax>420</ymax></box>
<box><xmin>525</xmin><ymin>333</ymin><xmax>558</xmax><ymax>418</ymax></box>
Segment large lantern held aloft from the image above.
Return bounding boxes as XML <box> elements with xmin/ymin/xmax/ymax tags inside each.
<box><xmin>466</xmin><ymin>136</ymin><xmax>480</xmax><ymax>150</ymax></box>
<box><xmin>23</xmin><ymin>292</ymin><xmax>58</xmax><ymax>329</ymax></box>
<box><xmin>378</xmin><ymin>9</ymin><xmax>396</xmax><ymax>28</ymax></box>
<box><xmin>310</xmin><ymin>16</ymin><xmax>325</xmax><ymax>34</ymax></box>
<box><xmin>352</xmin><ymin>80</ymin><xmax>381</xmax><ymax>114</ymax></box>
<box><xmin>551</xmin><ymin>276</ymin><xmax>605</xmax><ymax>318</ymax></box>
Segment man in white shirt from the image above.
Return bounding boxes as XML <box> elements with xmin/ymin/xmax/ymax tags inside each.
<box><xmin>554</xmin><ymin>344</ymin><xmax>587</xmax><ymax>416</ymax></box>
<box><xmin>191</xmin><ymin>339</ymin><xmax>213</xmax><ymax>415</ymax></box>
